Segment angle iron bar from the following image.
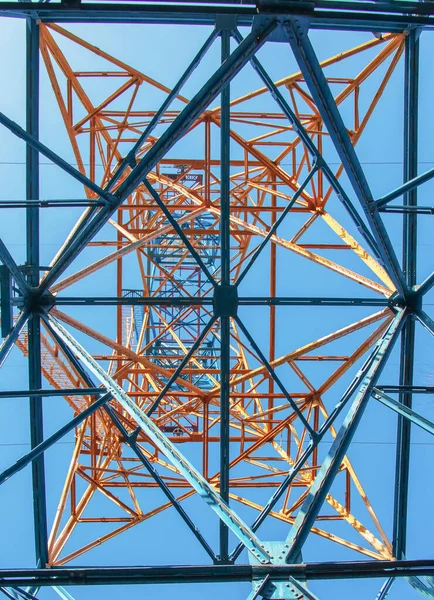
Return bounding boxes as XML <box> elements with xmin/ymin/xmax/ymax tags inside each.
<box><xmin>0</xmin><ymin>388</ymin><xmax>106</xmax><ymax>399</ymax></box>
<box><xmin>246</xmin><ymin>576</ymin><xmax>271</xmax><ymax>600</ymax></box>
<box><xmin>38</xmin><ymin>296</ymin><xmax>390</xmax><ymax>307</ymax></box>
<box><xmin>50</xmin><ymin>297</ymin><xmax>213</xmax><ymax>306</ymax></box>
<box><xmin>378</xmin><ymin>205</ymin><xmax>434</xmax><ymax>215</ymax></box>
<box><xmin>219</xmin><ymin>25</ymin><xmax>232</xmax><ymax>562</ymax></box>
<box><xmin>25</xmin><ymin>22</ymin><xmax>48</xmax><ymax>568</ymax></box>
<box><xmin>376</xmin><ymin>577</ymin><xmax>394</xmax><ymax>600</ymax></box>
<box><xmin>417</xmin><ymin>270</ymin><xmax>434</xmax><ymax>297</ymax></box>
<box><xmin>38</xmin><ymin>19</ymin><xmax>277</xmax><ymax>295</ymax></box>
<box><xmin>285</xmin><ymin>18</ymin><xmax>406</xmax><ymax>294</ymax></box>
<box><xmin>43</xmin><ymin>313</ymin><xmax>272</xmax><ymax>565</ymax></box>
<box><xmin>0</xmin><ymin>590</ymin><xmax>19</xmax><ymax>600</ymax></box>
<box><xmin>0</xmin><ymin>113</ymin><xmax>113</xmax><ymax>204</ymax></box>
<box><xmin>415</xmin><ymin>309</ymin><xmax>434</xmax><ymax>337</ymax></box>
<box><xmin>407</xmin><ymin>576</ymin><xmax>434</xmax><ymax>599</ymax></box>
<box><xmin>376</xmin><ymin>385</ymin><xmax>434</xmax><ymax>394</ymax></box>
<box><xmin>284</xmin><ymin>309</ymin><xmax>405</xmax><ymax>562</ymax></box>
<box><xmin>0</xmin><ymin>201</ymin><xmax>104</xmax><ymax>209</ymax></box>
<box><xmin>53</xmin><ymin>587</ymin><xmax>76</xmax><ymax>600</ymax></box>
<box><xmin>2</xmin><ymin>0</ymin><xmax>434</xmax><ymax>26</ymax></box>
<box><xmin>288</xmin><ymin>577</ymin><xmax>321</xmax><ymax>600</ymax></box>
<box><xmin>372</xmin><ymin>388</ymin><xmax>434</xmax><ymax>437</ymax></box>
<box><xmin>9</xmin><ymin>588</ymin><xmax>38</xmax><ymax>600</ymax></box>
<box><xmin>375</xmin><ymin>165</ymin><xmax>434</xmax><ymax>208</ymax></box>
<box><xmin>392</xmin><ymin>28</ymin><xmax>419</xmax><ymax>562</ymax></box>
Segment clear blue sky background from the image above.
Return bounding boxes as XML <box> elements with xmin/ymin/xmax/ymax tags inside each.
<box><xmin>0</xmin><ymin>14</ymin><xmax>433</xmax><ymax>600</ymax></box>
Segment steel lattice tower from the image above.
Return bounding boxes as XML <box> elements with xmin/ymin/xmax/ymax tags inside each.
<box><xmin>0</xmin><ymin>2</ymin><xmax>433</xmax><ymax>600</ymax></box>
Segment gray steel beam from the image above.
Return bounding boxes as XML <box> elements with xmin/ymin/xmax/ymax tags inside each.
<box><xmin>392</xmin><ymin>28</ymin><xmax>419</xmax><ymax>561</ymax></box>
<box><xmin>372</xmin><ymin>388</ymin><xmax>434</xmax><ymax>437</ymax></box>
<box><xmin>0</xmin><ymin>388</ymin><xmax>106</xmax><ymax>399</ymax></box>
<box><xmin>2</xmin><ymin>560</ymin><xmax>434</xmax><ymax>587</ymax></box>
<box><xmin>1</xmin><ymin>2</ymin><xmax>434</xmax><ymax>31</ymax></box>
<box><xmin>29</xmin><ymin>296</ymin><xmax>390</xmax><ymax>307</ymax></box>
<box><xmin>219</xmin><ymin>26</ymin><xmax>231</xmax><ymax>562</ymax></box>
<box><xmin>25</xmin><ymin>17</ymin><xmax>48</xmax><ymax>569</ymax></box>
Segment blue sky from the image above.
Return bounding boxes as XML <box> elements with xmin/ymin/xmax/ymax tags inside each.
<box><xmin>0</xmin><ymin>14</ymin><xmax>433</xmax><ymax>600</ymax></box>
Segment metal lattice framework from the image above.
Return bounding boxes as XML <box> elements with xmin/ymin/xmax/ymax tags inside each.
<box><xmin>0</xmin><ymin>2</ymin><xmax>433</xmax><ymax>599</ymax></box>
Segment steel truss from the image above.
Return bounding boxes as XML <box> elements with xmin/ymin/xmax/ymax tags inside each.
<box><xmin>0</xmin><ymin>2</ymin><xmax>433</xmax><ymax>599</ymax></box>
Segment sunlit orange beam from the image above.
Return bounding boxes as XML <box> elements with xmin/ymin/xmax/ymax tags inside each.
<box><xmin>77</xmin><ymin>467</ymin><xmax>139</xmax><ymax>517</ymax></box>
<box><xmin>321</xmin><ymin>211</ymin><xmax>395</xmax><ymax>290</ymax></box>
<box><xmin>247</xmin><ymin>181</ymin><xmax>309</xmax><ymax>207</ymax></box>
<box><xmin>74</xmin><ymin>78</ymin><xmax>139</xmax><ymax>132</ymax></box>
<box><xmin>50</xmin><ymin>445</ymin><xmax>119</xmax><ymax>561</ymax></box>
<box><xmin>317</xmin><ymin>319</ymin><xmax>391</xmax><ymax>396</ymax></box>
<box><xmin>290</xmin><ymin>213</ymin><xmax>318</xmax><ymax>244</ymax></box>
<box><xmin>48</xmin><ymin>419</ymin><xmax>89</xmax><ymax>553</ymax></box>
<box><xmin>53</xmin><ymin>518</ymin><xmax>141</xmax><ymax>566</ymax></box>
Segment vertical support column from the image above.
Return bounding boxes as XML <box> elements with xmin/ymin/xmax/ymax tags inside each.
<box><xmin>392</xmin><ymin>28</ymin><xmax>419</xmax><ymax>560</ymax></box>
<box><xmin>26</xmin><ymin>17</ymin><xmax>48</xmax><ymax>568</ymax></box>
<box><xmin>268</xmin><ymin>176</ymin><xmax>276</xmax><ymax>433</ymax></box>
<box><xmin>219</xmin><ymin>27</ymin><xmax>231</xmax><ymax>562</ymax></box>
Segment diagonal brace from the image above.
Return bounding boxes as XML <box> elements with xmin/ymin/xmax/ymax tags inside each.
<box><xmin>43</xmin><ymin>312</ymin><xmax>272</xmax><ymax>565</ymax></box>
<box><xmin>284</xmin><ymin>308</ymin><xmax>405</xmax><ymax>562</ymax></box>
<box><xmin>372</xmin><ymin>387</ymin><xmax>434</xmax><ymax>437</ymax></box>
<box><xmin>285</xmin><ymin>17</ymin><xmax>406</xmax><ymax>294</ymax></box>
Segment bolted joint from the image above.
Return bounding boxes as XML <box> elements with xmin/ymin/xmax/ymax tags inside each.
<box><xmin>405</xmin><ymin>289</ymin><xmax>423</xmax><ymax>313</ymax></box>
<box><xmin>24</xmin><ymin>288</ymin><xmax>56</xmax><ymax>313</ymax></box>
<box><xmin>213</xmin><ymin>284</ymin><xmax>238</xmax><ymax>318</ymax></box>
<box><xmin>389</xmin><ymin>290</ymin><xmax>422</xmax><ymax>313</ymax></box>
